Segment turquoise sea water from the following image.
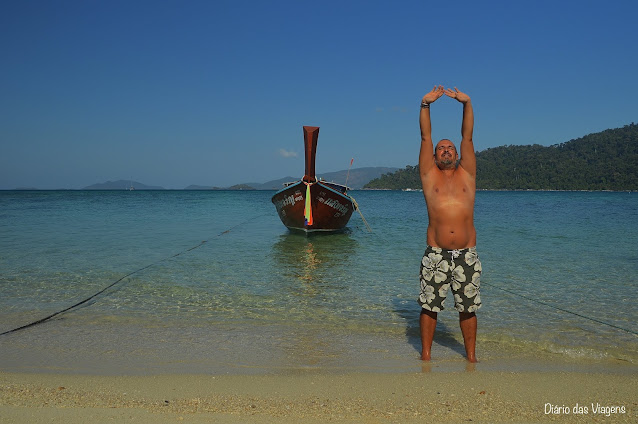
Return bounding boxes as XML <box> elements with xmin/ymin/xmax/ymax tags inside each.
<box><xmin>1</xmin><ymin>190</ymin><xmax>637</xmax><ymax>375</ymax></box>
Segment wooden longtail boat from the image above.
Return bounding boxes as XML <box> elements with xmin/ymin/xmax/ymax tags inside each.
<box><xmin>271</xmin><ymin>126</ymin><xmax>355</xmax><ymax>232</ymax></box>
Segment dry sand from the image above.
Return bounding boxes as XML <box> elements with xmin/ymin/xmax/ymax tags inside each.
<box><xmin>1</xmin><ymin>370</ymin><xmax>635</xmax><ymax>423</ymax></box>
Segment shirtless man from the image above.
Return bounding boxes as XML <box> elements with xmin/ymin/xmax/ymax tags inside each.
<box><xmin>418</xmin><ymin>85</ymin><xmax>482</xmax><ymax>363</ymax></box>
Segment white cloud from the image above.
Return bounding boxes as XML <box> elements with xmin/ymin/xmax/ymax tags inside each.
<box><xmin>279</xmin><ymin>148</ymin><xmax>298</xmax><ymax>158</ymax></box>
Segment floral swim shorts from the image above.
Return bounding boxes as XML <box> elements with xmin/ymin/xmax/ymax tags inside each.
<box><xmin>418</xmin><ymin>246</ymin><xmax>482</xmax><ymax>313</ymax></box>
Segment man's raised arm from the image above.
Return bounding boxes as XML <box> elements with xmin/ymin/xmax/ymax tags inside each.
<box><xmin>419</xmin><ymin>85</ymin><xmax>445</xmax><ymax>176</ymax></box>
<box><xmin>445</xmin><ymin>87</ymin><xmax>476</xmax><ymax>177</ymax></box>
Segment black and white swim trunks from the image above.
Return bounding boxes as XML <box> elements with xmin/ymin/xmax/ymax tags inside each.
<box><xmin>418</xmin><ymin>246</ymin><xmax>482</xmax><ymax>313</ymax></box>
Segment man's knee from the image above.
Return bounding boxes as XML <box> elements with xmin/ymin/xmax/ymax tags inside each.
<box><xmin>459</xmin><ymin>312</ymin><xmax>476</xmax><ymax>321</ymax></box>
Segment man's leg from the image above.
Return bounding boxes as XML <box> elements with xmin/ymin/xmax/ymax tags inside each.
<box><xmin>459</xmin><ymin>312</ymin><xmax>477</xmax><ymax>363</ymax></box>
<box><xmin>420</xmin><ymin>309</ymin><xmax>438</xmax><ymax>360</ymax></box>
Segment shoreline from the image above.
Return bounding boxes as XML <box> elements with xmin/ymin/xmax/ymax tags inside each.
<box><xmin>2</xmin><ymin>319</ymin><xmax>636</xmax><ymax>378</ymax></box>
<box><xmin>1</xmin><ymin>370</ymin><xmax>635</xmax><ymax>423</ymax></box>
<box><xmin>2</xmin><ymin>309</ymin><xmax>637</xmax><ymax>378</ymax></box>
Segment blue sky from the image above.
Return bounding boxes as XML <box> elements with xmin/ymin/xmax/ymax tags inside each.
<box><xmin>1</xmin><ymin>0</ymin><xmax>637</xmax><ymax>189</ymax></box>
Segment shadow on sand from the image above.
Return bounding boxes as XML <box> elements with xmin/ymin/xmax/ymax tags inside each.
<box><xmin>392</xmin><ymin>298</ymin><xmax>468</xmax><ymax>359</ymax></box>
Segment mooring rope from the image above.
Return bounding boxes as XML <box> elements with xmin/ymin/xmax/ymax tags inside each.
<box><xmin>482</xmin><ymin>281</ymin><xmax>638</xmax><ymax>336</ymax></box>
<box><xmin>0</xmin><ymin>213</ymin><xmax>268</xmax><ymax>336</ymax></box>
<box><xmin>350</xmin><ymin>195</ymin><xmax>372</xmax><ymax>232</ymax></box>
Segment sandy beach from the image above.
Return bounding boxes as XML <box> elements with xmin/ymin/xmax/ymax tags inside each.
<box><xmin>1</xmin><ymin>370</ymin><xmax>635</xmax><ymax>423</ymax></box>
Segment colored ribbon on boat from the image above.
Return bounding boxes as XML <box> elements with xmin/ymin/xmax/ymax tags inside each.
<box><xmin>303</xmin><ymin>182</ymin><xmax>313</xmax><ymax>226</ymax></box>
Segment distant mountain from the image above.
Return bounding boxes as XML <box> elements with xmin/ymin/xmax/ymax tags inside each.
<box><xmin>318</xmin><ymin>167</ymin><xmax>399</xmax><ymax>189</ymax></box>
<box><xmin>185</xmin><ymin>184</ymin><xmax>260</xmax><ymax>190</ymax></box>
<box><xmin>364</xmin><ymin>123</ymin><xmax>638</xmax><ymax>191</ymax></box>
<box><xmin>83</xmin><ymin>180</ymin><xmax>165</xmax><ymax>190</ymax></box>
<box><xmin>241</xmin><ymin>167</ymin><xmax>399</xmax><ymax>190</ymax></box>
<box><xmin>76</xmin><ymin>167</ymin><xmax>397</xmax><ymax>191</ymax></box>
<box><xmin>243</xmin><ymin>177</ymin><xmax>297</xmax><ymax>191</ymax></box>
<box><xmin>184</xmin><ymin>185</ymin><xmax>215</xmax><ymax>190</ymax></box>
<box><xmin>227</xmin><ymin>184</ymin><xmax>256</xmax><ymax>190</ymax></box>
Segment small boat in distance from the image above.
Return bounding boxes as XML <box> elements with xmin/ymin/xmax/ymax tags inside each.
<box><xmin>271</xmin><ymin>126</ymin><xmax>355</xmax><ymax>232</ymax></box>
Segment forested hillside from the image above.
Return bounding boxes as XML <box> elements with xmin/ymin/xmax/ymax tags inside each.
<box><xmin>364</xmin><ymin>123</ymin><xmax>638</xmax><ymax>191</ymax></box>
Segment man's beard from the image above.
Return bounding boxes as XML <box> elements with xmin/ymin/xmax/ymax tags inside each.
<box><xmin>435</xmin><ymin>158</ymin><xmax>456</xmax><ymax>169</ymax></box>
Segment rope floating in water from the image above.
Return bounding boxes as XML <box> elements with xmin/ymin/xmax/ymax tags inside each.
<box><xmin>350</xmin><ymin>196</ymin><xmax>372</xmax><ymax>233</ymax></box>
<box><xmin>482</xmin><ymin>281</ymin><xmax>638</xmax><ymax>336</ymax></box>
<box><xmin>0</xmin><ymin>213</ymin><xmax>268</xmax><ymax>336</ymax></box>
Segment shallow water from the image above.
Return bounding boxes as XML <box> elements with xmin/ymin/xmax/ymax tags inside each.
<box><xmin>1</xmin><ymin>190</ymin><xmax>636</xmax><ymax>374</ymax></box>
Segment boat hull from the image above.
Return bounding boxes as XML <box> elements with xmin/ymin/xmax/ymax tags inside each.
<box><xmin>271</xmin><ymin>181</ymin><xmax>355</xmax><ymax>232</ymax></box>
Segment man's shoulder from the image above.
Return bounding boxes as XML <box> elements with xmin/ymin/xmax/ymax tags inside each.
<box><xmin>456</xmin><ymin>163</ymin><xmax>476</xmax><ymax>180</ymax></box>
<box><xmin>420</xmin><ymin>165</ymin><xmax>442</xmax><ymax>183</ymax></box>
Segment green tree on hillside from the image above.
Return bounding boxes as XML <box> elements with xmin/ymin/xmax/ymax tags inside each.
<box><xmin>364</xmin><ymin>123</ymin><xmax>638</xmax><ymax>191</ymax></box>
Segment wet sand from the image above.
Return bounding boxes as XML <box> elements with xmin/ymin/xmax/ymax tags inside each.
<box><xmin>1</xmin><ymin>370</ymin><xmax>635</xmax><ymax>423</ymax></box>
